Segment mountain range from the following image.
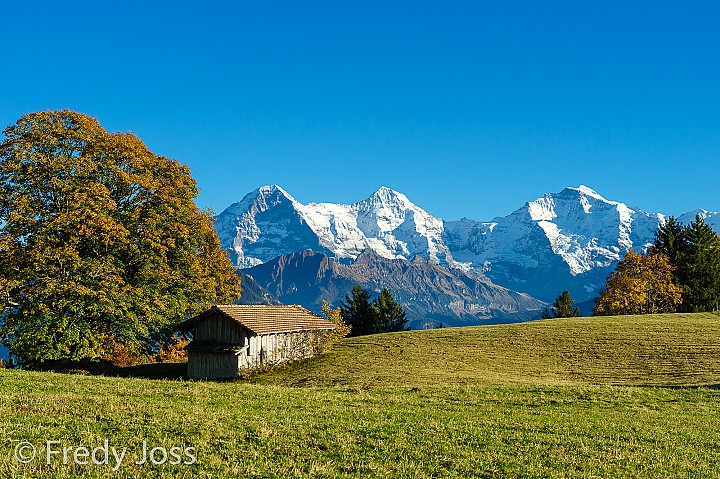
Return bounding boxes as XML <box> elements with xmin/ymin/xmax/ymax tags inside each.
<box><xmin>243</xmin><ymin>249</ymin><xmax>544</xmax><ymax>328</ymax></box>
<box><xmin>217</xmin><ymin>184</ymin><xmax>719</xmax><ymax>327</ymax></box>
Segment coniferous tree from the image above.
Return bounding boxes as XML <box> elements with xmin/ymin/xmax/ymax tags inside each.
<box><xmin>339</xmin><ymin>285</ymin><xmax>375</xmax><ymax>336</ymax></box>
<box><xmin>339</xmin><ymin>286</ymin><xmax>409</xmax><ymax>336</ymax></box>
<box><xmin>372</xmin><ymin>288</ymin><xmax>409</xmax><ymax>332</ymax></box>
<box><xmin>651</xmin><ymin>216</ymin><xmax>686</xmax><ymax>270</ymax></box>
<box><xmin>547</xmin><ymin>291</ymin><xmax>580</xmax><ymax>318</ymax></box>
<box><xmin>650</xmin><ymin>214</ymin><xmax>720</xmax><ymax>312</ymax></box>
<box><xmin>680</xmin><ymin>215</ymin><xmax>720</xmax><ymax>312</ymax></box>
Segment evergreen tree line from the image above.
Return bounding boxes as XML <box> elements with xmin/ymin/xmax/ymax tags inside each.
<box><xmin>650</xmin><ymin>215</ymin><xmax>720</xmax><ymax>312</ymax></box>
<box><xmin>595</xmin><ymin>214</ymin><xmax>720</xmax><ymax>316</ymax></box>
<box><xmin>339</xmin><ymin>286</ymin><xmax>409</xmax><ymax>336</ymax></box>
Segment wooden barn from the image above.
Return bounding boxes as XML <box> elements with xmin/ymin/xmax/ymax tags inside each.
<box><xmin>178</xmin><ymin>304</ymin><xmax>336</xmax><ymax>379</ymax></box>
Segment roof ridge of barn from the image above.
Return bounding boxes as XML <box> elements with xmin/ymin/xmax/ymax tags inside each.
<box><xmin>179</xmin><ymin>304</ymin><xmax>335</xmax><ymax>335</ymax></box>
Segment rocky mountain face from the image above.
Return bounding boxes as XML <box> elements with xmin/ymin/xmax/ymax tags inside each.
<box><xmin>235</xmin><ymin>271</ymin><xmax>282</xmax><ymax>306</ymax></box>
<box><xmin>217</xmin><ymin>184</ymin><xmax>719</xmax><ymax>307</ymax></box>
<box><xmin>244</xmin><ymin>249</ymin><xmax>545</xmax><ymax>329</ymax></box>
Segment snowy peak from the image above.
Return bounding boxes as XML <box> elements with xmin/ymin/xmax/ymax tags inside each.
<box><xmin>218</xmin><ymin>185</ymin><xmax>452</xmax><ymax>268</ymax></box>
<box><xmin>678</xmin><ymin>209</ymin><xmax>720</xmax><ymax>231</ymax></box>
<box><xmin>247</xmin><ymin>184</ymin><xmax>298</xmax><ymax>209</ymax></box>
<box><xmin>215</xmin><ymin>184</ymin><xmax>321</xmax><ymax>268</ymax></box>
<box><xmin>223</xmin><ymin>184</ymin><xmax>297</xmax><ymax>215</ymax></box>
<box><xmin>527</xmin><ymin>186</ymin><xmax>616</xmax><ymax>222</ymax></box>
<box><xmin>444</xmin><ymin>185</ymin><xmax>675</xmax><ymax>301</ymax></box>
<box><xmin>353</xmin><ymin>186</ymin><xmax>417</xmax><ymax>232</ymax></box>
<box><xmin>352</xmin><ymin>186</ymin><xmax>423</xmax><ymax>232</ymax></box>
<box><xmin>348</xmin><ymin>187</ymin><xmax>447</xmax><ymax>263</ymax></box>
<box><xmin>565</xmin><ymin>185</ymin><xmax>608</xmax><ymax>201</ymax></box>
<box><xmin>361</xmin><ymin>186</ymin><xmax>412</xmax><ymax>208</ymax></box>
<box><xmin>518</xmin><ymin>186</ymin><xmax>660</xmax><ymax>275</ymax></box>
<box><xmin>527</xmin><ymin>193</ymin><xmax>557</xmax><ymax>221</ymax></box>
<box><xmin>216</xmin><ymin>184</ymin><xmax>718</xmax><ymax>305</ymax></box>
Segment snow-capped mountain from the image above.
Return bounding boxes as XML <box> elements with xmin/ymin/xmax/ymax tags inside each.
<box><xmin>214</xmin><ymin>185</ymin><xmax>328</xmax><ymax>269</ymax></box>
<box><xmin>215</xmin><ymin>185</ymin><xmax>451</xmax><ymax>268</ymax></box>
<box><xmin>679</xmin><ymin>209</ymin><xmax>720</xmax><ymax>232</ymax></box>
<box><xmin>443</xmin><ymin>186</ymin><xmax>669</xmax><ymax>301</ymax></box>
<box><xmin>216</xmin><ymin>184</ymin><xmax>719</xmax><ymax>303</ymax></box>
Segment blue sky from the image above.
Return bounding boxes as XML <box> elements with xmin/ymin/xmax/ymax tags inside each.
<box><xmin>1</xmin><ymin>1</ymin><xmax>718</xmax><ymax>220</ymax></box>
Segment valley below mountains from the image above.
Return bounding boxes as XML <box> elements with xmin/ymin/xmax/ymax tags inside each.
<box><xmin>215</xmin><ymin>184</ymin><xmax>719</xmax><ymax>328</ymax></box>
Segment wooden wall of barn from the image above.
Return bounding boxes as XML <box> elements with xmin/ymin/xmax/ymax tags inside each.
<box><xmin>236</xmin><ymin>330</ymin><xmax>325</xmax><ymax>370</ymax></box>
<box><xmin>187</xmin><ymin>352</ymin><xmax>238</xmax><ymax>379</ymax></box>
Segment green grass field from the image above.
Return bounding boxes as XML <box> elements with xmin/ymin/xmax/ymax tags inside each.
<box><xmin>254</xmin><ymin>312</ymin><xmax>720</xmax><ymax>388</ymax></box>
<box><xmin>2</xmin><ymin>313</ymin><xmax>720</xmax><ymax>478</ymax></box>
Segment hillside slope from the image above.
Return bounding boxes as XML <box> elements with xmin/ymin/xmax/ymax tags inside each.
<box><xmin>254</xmin><ymin>312</ymin><xmax>720</xmax><ymax>388</ymax></box>
<box><xmin>3</xmin><ymin>314</ymin><xmax>720</xmax><ymax>477</ymax></box>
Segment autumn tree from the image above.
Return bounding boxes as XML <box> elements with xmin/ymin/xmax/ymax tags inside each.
<box><xmin>0</xmin><ymin>111</ymin><xmax>241</xmax><ymax>365</ymax></box>
<box><xmin>313</xmin><ymin>300</ymin><xmax>351</xmax><ymax>353</ymax></box>
<box><xmin>542</xmin><ymin>290</ymin><xmax>580</xmax><ymax>318</ymax></box>
<box><xmin>594</xmin><ymin>250</ymin><xmax>682</xmax><ymax>316</ymax></box>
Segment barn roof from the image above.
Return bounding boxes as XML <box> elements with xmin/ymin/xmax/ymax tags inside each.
<box><xmin>178</xmin><ymin>304</ymin><xmax>336</xmax><ymax>335</ymax></box>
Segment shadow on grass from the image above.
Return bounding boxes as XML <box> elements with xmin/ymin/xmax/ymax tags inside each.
<box><xmin>25</xmin><ymin>359</ymin><xmax>188</xmax><ymax>381</ymax></box>
<box><xmin>122</xmin><ymin>362</ymin><xmax>187</xmax><ymax>380</ymax></box>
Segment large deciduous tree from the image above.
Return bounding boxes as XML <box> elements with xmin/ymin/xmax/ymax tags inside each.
<box><xmin>594</xmin><ymin>251</ymin><xmax>682</xmax><ymax>316</ymax></box>
<box><xmin>0</xmin><ymin>110</ymin><xmax>241</xmax><ymax>364</ymax></box>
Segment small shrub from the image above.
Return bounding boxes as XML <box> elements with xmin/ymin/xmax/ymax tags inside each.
<box><xmin>104</xmin><ymin>341</ymin><xmax>145</xmax><ymax>368</ymax></box>
<box><xmin>157</xmin><ymin>337</ymin><xmax>189</xmax><ymax>362</ymax></box>
<box><xmin>311</xmin><ymin>301</ymin><xmax>351</xmax><ymax>354</ymax></box>
<box><xmin>238</xmin><ymin>363</ymin><xmax>275</xmax><ymax>380</ymax></box>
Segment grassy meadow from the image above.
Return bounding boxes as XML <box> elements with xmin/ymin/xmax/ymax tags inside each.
<box><xmin>1</xmin><ymin>312</ymin><xmax>720</xmax><ymax>478</ymax></box>
<box><xmin>255</xmin><ymin>312</ymin><xmax>720</xmax><ymax>388</ymax></box>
